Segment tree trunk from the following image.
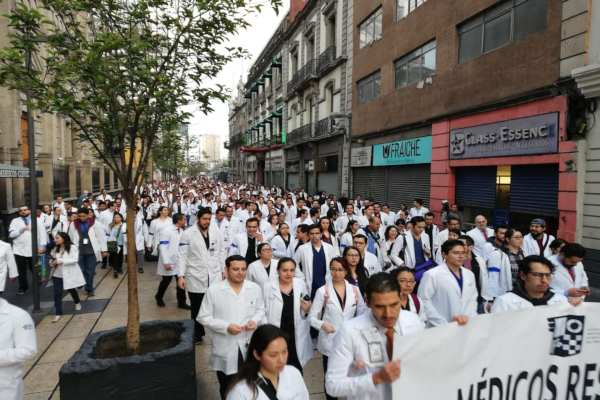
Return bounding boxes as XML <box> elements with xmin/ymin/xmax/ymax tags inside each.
<box><xmin>125</xmin><ymin>193</ymin><xmax>140</xmax><ymax>353</ymax></box>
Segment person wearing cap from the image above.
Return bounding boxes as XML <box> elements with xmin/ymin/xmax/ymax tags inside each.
<box><xmin>523</xmin><ymin>218</ymin><xmax>555</xmax><ymax>258</ymax></box>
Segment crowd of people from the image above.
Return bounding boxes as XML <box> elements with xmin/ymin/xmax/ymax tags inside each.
<box><xmin>0</xmin><ymin>177</ymin><xmax>593</xmax><ymax>400</ymax></box>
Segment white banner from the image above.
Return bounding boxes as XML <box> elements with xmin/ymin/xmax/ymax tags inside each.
<box><xmin>393</xmin><ymin>303</ymin><xmax>600</xmax><ymax>399</ymax></box>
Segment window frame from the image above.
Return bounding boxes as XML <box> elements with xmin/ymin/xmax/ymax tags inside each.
<box><xmin>396</xmin><ymin>0</ymin><xmax>427</xmax><ymax>22</ymax></box>
<box><xmin>394</xmin><ymin>40</ymin><xmax>437</xmax><ymax>89</ymax></box>
<box><xmin>458</xmin><ymin>0</ymin><xmax>547</xmax><ymax>64</ymax></box>
<box><xmin>357</xmin><ymin>70</ymin><xmax>381</xmax><ymax>105</ymax></box>
<box><xmin>358</xmin><ymin>7</ymin><xmax>383</xmax><ymax>49</ymax></box>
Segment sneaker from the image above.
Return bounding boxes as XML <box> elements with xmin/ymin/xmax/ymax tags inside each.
<box><xmin>138</xmin><ymin>268</ymin><xmax>144</xmax><ymax>273</ymax></box>
<box><xmin>74</xmin><ymin>303</ymin><xmax>82</xmax><ymax>311</ymax></box>
<box><xmin>155</xmin><ymin>295</ymin><xmax>166</xmax><ymax>307</ymax></box>
<box><xmin>178</xmin><ymin>303</ymin><xmax>191</xmax><ymax>310</ymax></box>
<box><xmin>52</xmin><ymin>315</ymin><xmax>62</xmax><ymax>323</ymax></box>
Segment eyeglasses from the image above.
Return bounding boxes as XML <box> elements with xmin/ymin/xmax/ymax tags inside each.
<box><xmin>398</xmin><ymin>279</ymin><xmax>416</xmax><ymax>285</ymax></box>
<box><xmin>330</xmin><ymin>268</ymin><xmax>346</xmax><ymax>273</ymax></box>
<box><xmin>528</xmin><ymin>272</ymin><xmax>552</xmax><ymax>280</ymax></box>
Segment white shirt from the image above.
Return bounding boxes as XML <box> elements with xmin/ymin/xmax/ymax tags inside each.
<box><xmin>548</xmin><ymin>255</ymin><xmax>589</xmax><ymax>297</ymax></box>
<box><xmin>226</xmin><ymin>366</ymin><xmax>309</xmax><ymax>400</ymax></box>
<box><xmin>8</xmin><ymin>216</ymin><xmax>48</xmax><ymax>257</ymax></box>
<box><xmin>325</xmin><ymin>311</ymin><xmax>425</xmax><ymax>400</ymax></box>
<box><xmin>0</xmin><ymin>298</ymin><xmax>37</xmax><ymax>400</ymax></box>
<box><xmin>466</xmin><ymin>227</ymin><xmax>494</xmax><ymax>257</ymax></box>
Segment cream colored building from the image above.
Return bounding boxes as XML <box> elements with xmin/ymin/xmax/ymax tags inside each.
<box><xmin>0</xmin><ymin>1</ymin><xmax>118</xmax><ymax>218</ymax></box>
<box><xmin>199</xmin><ymin>134</ymin><xmax>221</xmax><ymax>165</ymax></box>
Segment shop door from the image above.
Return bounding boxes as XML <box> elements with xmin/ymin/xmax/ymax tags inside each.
<box><xmin>318</xmin><ymin>172</ymin><xmax>338</xmax><ymax>195</ymax></box>
<box><xmin>509</xmin><ymin>164</ymin><xmax>559</xmax><ymax>232</ymax></box>
<box><xmin>386</xmin><ymin>165</ymin><xmax>431</xmax><ymax>211</ymax></box>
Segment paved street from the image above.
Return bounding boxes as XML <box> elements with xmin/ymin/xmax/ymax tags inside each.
<box><xmin>18</xmin><ymin>261</ymin><xmax>327</xmax><ymax>400</ymax></box>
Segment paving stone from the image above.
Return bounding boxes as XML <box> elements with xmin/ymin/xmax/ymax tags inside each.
<box><xmin>23</xmin><ymin>391</ymin><xmax>54</xmax><ymax>400</ymax></box>
<box><xmin>39</xmin><ymin>337</ymin><xmax>86</xmax><ymax>364</ymax></box>
<box><xmin>24</xmin><ymin>362</ymin><xmax>62</xmax><ymax>394</ymax></box>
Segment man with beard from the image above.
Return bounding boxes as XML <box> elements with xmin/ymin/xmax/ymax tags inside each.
<box><xmin>523</xmin><ymin>218</ymin><xmax>555</xmax><ymax>258</ymax></box>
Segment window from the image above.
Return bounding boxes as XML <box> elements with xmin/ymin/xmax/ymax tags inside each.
<box><xmin>359</xmin><ymin>7</ymin><xmax>383</xmax><ymax>48</ymax></box>
<box><xmin>394</xmin><ymin>40</ymin><xmax>436</xmax><ymax>89</ymax></box>
<box><xmin>396</xmin><ymin>0</ymin><xmax>426</xmax><ymax>21</ymax></box>
<box><xmin>357</xmin><ymin>71</ymin><xmax>381</xmax><ymax>105</ymax></box>
<box><xmin>458</xmin><ymin>0</ymin><xmax>547</xmax><ymax>63</ymax></box>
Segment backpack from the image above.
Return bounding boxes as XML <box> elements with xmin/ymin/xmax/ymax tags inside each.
<box><xmin>322</xmin><ymin>284</ymin><xmax>361</xmax><ymax>319</ymax></box>
<box><xmin>410</xmin><ymin>293</ymin><xmax>421</xmax><ymax>314</ymax></box>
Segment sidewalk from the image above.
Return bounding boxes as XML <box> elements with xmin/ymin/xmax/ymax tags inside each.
<box><xmin>22</xmin><ymin>262</ymin><xmax>327</xmax><ymax>400</ymax></box>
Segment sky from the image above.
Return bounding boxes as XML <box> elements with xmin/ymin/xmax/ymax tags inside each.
<box><xmin>184</xmin><ymin>0</ymin><xmax>290</xmax><ymax>159</ymax></box>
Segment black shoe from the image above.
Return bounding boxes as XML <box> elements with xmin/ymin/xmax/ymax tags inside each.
<box><xmin>101</xmin><ymin>265</ymin><xmax>107</xmax><ymax>269</ymax></box>
<box><xmin>87</xmin><ymin>291</ymin><xmax>95</xmax><ymax>298</ymax></box>
<box><xmin>138</xmin><ymin>268</ymin><xmax>144</xmax><ymax>273</ymax></box>
<box><xmin>194</xmin><ymin>337</ymin><xmax>204</xmax><ymax>344</ymax></box>
<box><xmin>113</xmin><ymin>271</ymin><xmax>119</xmax><ymax>278</ymax></box>
<box><xmin>17</xmin><ymin>290</ymin><xmax>26</xmax><ymax>295</ymax></box>
<box><xmin>155</xmin><ymin>295</ymin><xmax>166</xmax><ymax>307</ymax></box>
<box><xmin>178</xmin><ymin>303</ymin><xmax>191</xmax><ymax>310</ymax></box>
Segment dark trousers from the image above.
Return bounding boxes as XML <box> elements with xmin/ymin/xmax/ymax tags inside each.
<box><xmin>188</xmin><ymin>291</ymin><xmax>205</xmax><ymax>340</ymax></box>
<box><xmin>101</xmin><ymin>254</ymin><xmax>108</xmax><ymax>268</ymax></box>
<box><xmin>322</xmin><ymin>355</ymin><xmax>337</xmax><ymax>400</ymax></box>
<box><xmin>79</xmin><ymin>254</ymin><xmax>97</xmax><ymax>293</ymax></box>
<box><xmin>52</xmin><ymin>277</ymin><xmax>80</xmax><ymax>315</ymax></box>
<box><xmin>156</xmin><ymin>276</ymin><xmax>187</xmax><ymax>305</ymax></box>
<box><xmin>216</xmin><ymin>350</ymin><xmax>244</xmax><ymax>400</ymax></box>
<box><xmin>14</xmin><ymin>255</ymin><xmax>32</xmax><ymax>292</ymax></box>
<box><xmin>109</xmin><ymin>249</ymin><xmax>123</xmax><ymax>273</ymax></box>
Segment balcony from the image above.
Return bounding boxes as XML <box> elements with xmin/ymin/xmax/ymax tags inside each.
<box><xmin>318</xmin><ymin>45</ymin><xmax>347</xmax><ymax>77</ymax></box>
<box><xmin>286</xmin><ymin>124</ymin><xmax>313</xmax><ymax>146</ymax></box>
<box><xmin>287</xmin><ymin>59</ymin><xmax>318</xmax><ymax>94</ymax></box>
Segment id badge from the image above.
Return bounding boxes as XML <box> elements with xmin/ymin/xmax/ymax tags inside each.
<box><xmin>83</xmin><ymin>238</ymin><xmax>89</xmax><ymax>245</ymax></box>
<box><xmin>209</xmin><ymin>247</ymin><xmax>215</xmax><ymax>256</ymax></box>
<box><xmin>368</xmin><ymin>342</ymin><xmax>385</xmax><ymax>364</ymax></box>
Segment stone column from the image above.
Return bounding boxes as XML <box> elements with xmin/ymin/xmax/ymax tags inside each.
<box><xmin>66</xmin><ymin>157</ymin><xmax>76</xmax><ymax>198</ymax></box>
<box><xmin>37</xmin><ymin>152</ymin><xmax>53</xmax><ymax>204</ymax></box>
<box><xmin>81</xmin><ymin>160</ymin><xmax>92</xmax><ymax>196</ymax></box>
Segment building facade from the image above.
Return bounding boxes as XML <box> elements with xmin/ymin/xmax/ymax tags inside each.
<box><xmin>227</xmin><ymin>0</ymin><xmax>354</xmax><ymax>195</ymax></box>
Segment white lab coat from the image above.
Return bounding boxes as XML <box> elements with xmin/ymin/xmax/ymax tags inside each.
<box><xmin>211</xmin><ymin>218</ymin><xmax>232</xmax><ymax>251</ymax></box>
<box><xmin>263</xmin><ymin>278</ymin><xmax>313</xmax><ymax>368</ymax></box>
<box><xmin>49</xmin><ymin>215</ymin><xmax>67</xmax><ymax>238</ymax></box>
<box><xmin>548</xmin><ymin>255</ymin><xmax>590</xmax><ymax>297</ymax></box>
<box><xmin>148</xmin><ymin>217</ymin><xmax>172</xmax><ymax>253</ymax></box>
<box><xmin>270</xmin><ymin>235</ymin><xmax>296</xmax><ymax>259</ymax></box>
<box><xmin>523</xmin><ymin>233</ymin><xmax>555</xmax><ymax>258</ymax></box>
<box><xmin>50</xmin><ymin>246</ymin><xmax>86</xmax><ymax>290</ymax></box>
<box><xmin>491</xmin><ymin>291</ymin><xmax>568</xmax><ymax>313</ymax></box>
<box><xmin>177</xmin><ymin>225</ymin><xmax>225</xmax><ymax>293</ymax></box>
<box><xmin>466</xmin><ymin>227</ymin><xmax>494</xmax><ymax>258</ymax></box>
<box><xmin>437</xmin><ymin>229</ymin><xmax>465</xmax><ymax>247</ymax></box>
<box><xmin>408</xmin><ymin>206</ymin><xmax>429</xmax><ymax>219</ymax></box>
<box><xmin>260</xmin><ymin>222</ymin><xmax>277</xmax><ymax>242</ymax></box>
<box><xmin>363</xmin><ymin>252</ymin><xmax>382</xmax><ymax>276</ymax></box>
<box><xmin>309</xmin><ymin>281</ymin><xmax>367</xmax><ymax>356</ymax></box>
<box><xmin>294</xmin><ymin>242</ymin><xmax>337</xmax><ymax>295</ymax></box>
<box><xmin>8</xmin><ymin>217</ymin><xmax>48</xmax><ymax>257</ymax></box>
<box><xmin>0</xmin><ymin>298</ymin><xmax>37</xmax><ymax>400</ymax></box>
<box><xmin>484</xmin><ymin>248</ymin><xmax>513</xmax><ymax>299</ymax></box>
<box><xmin>339</xmin><ymin>232</ymin><xmax>354</xmax><ymax>250</ymax></box>
<box><xmin>226</xmin><ymin>365</ymin><xmax>309</xmax><ymax>400</ymax></box>
<box><xmin>247</xmin><ymin>259</ymin><xmax>279</xmax><ymax>288</ymax></box>
<box><xmin>229</xmin><ymin>233</ymin><xmax>265</xmax><ymax>258</ymax></box>
<box><xmin>197</xmin><ymin>279</ymin><xmax>266</xmax><ymax>375</ymax></box>
<box><xmin>417</xmin><ymin>263</ymin><xmax>478</xmax><ymax>327</ymax></box>
<box><xmin>389</xmin><ymin>232</ymin><xmax>431</xmax><ymax>269</ymax></box>
<box><xmin>65</xmin><ymin>221</ymin><xmax>107</xmax><ymax>261</ymax></box>
<box><xmin>325</xmin><ymin>311</ymin><xmax>425</xmax><ymax>400</ymax></box>
<box><xmin>157</xmin><ymin>224</ymin><xmax>182</xmax><ymax>276</ymax></box>
<box><xmin>0</xmin><ymin>241</ymin><xmax>18</xmax><ymax>292</ymax></box>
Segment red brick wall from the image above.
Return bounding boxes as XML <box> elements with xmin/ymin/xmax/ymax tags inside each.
<box><xmin>430</xmin><ymin>96</ymin><xmax>576</xmax><ymax>241</ymax></box>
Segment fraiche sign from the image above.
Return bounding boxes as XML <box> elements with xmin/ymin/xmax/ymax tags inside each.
<box><xmin>392</xmin><ymin>303</ymin><xmax>600</xmax><ymax>399</ymax></box>
<box><xmin>449</xmin><ymin>113</ymin><xmax>559</xmax><ymax>160</ymax></box>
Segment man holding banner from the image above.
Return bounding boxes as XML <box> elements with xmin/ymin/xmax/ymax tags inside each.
<box><xmin>324</xmin><ymin>273</ymin><xmax>425</xmax><ymax>400</ymax></box>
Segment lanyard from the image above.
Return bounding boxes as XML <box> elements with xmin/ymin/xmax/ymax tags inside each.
<box><xmin>448</xmin><ymin>266</ymin><xmax>463</xmax><ymax>293</ymax></box>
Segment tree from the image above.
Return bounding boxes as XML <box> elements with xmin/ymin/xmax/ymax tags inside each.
<box><xmin>0</xmin><ymin>0</ymin><xmax>280</xmax><ymax>353</ymax></box>
<box><xmin>153</xmin><ymin>126</ymin><xmax>187</xmax><ymax>180</ymax></box>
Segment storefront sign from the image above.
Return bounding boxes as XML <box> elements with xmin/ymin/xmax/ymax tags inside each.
<box><xmin>0</xmin><ymin>164</ymin><xmax>30</xmax><ymax>178</ymax></box>
<box><xmin>449</xmin><ymin>113</ymin><xmax>559</xmax><ymax>160</ymax></box>
<box><xmin>372</xmin><ymin>136</ymin><xmax>432</xmax><ymax>167</ymax></box>
<box><xmin>351</xmin><ymin>146</ymin><xmax>372</xmax><ymax>167</ymax></box>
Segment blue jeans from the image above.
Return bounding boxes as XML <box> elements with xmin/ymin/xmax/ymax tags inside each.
<box><xmin>52</xmin><ymin>277</ymin><xmax>80</xmax><ymax>315</ymax></box>
<box><xmin>79</xmin><ymin>254</ymin><xmax>97</xmax><ymax>293</ymax></box>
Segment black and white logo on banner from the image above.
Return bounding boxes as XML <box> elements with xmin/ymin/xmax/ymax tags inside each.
<box><xmin>547</xmin><ymin>315</ymin><xmax>585</xmax><ymax>357</ymax></box>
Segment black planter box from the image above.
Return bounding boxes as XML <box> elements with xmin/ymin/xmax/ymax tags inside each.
<box><xmin>60</xmin><ymin>320</ymin><xmax>196</xmax><ymax>400</ymax></box>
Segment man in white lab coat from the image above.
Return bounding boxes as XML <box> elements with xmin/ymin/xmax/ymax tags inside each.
<box><xmin>0</xmin><ymin>263</ymin><xmax>37</xmax><ymax>400</ymax></box>
<box><xmin>8</xmin><ymin>206</ymin><xmax>48</xmax><ymax>295</ymax></box>
<box><xmin>229</xmin><ymin>217</ymin><xmax>265</xmax><ymax>265</ymax></box>
<box><xmin>0</xmin><ymin>240</ymin><xmax>18</xmax><ymax>294</ymax></box>
<box><xmin>549</xmin><ymin>243</ymin><xmax>590</xmax><ymax>301</ymax></box>
<box><xmin>294</xmin><ymin>224</ymin><xmax>337</xmax><ymax>297</ymax></box>
<box><xmin>523</xmin><ymin>218</ymin><xmax>555</xmax><ymax>258</ymax></box>
<box><xmin>408</xmin><ymin>198</ymin><xmax>429</xmax><ymax>219</ymax></box>
<box><xmin>466</xmin><ymin>215</ymin><xmax>494</xmax><ymax>257</ymax></box>
<box><xmin>418</xmin><ymin>240</ymin><xmax>478</xmax><ymax>327</ymax></box>
<box><xmin>325</xmin><ymin>272</ymin><xmax>425</xmax><ymax>400</ymax></box>
<box><xmin>177</xmin><ymin>208</ymin><xmax>226</xmax><ymax>343</ymax></box>
<box><xmin>154</xmin><ymin>213</ymin><xmax>188</xmax><ymax>309</ymax></box>
<box><xmin>197</xmin><ymin>255</ymin><xmax>265</xmax><ymax>400</ymax></box>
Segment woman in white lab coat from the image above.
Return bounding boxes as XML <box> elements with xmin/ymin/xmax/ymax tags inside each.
<box><xmin>147</xmin><ymin>206</ymin><xmax>172</xmax><ymax>254</ymax></box>
<box><xmin>270</xmin><ymin>223</ymin><xmax>295</xmax><ymax>260</ymax></box>
<box><xmin>391</xmin><ymin>267</ymin><xmax>425</xmax><ymax>322</ymax></box>
<box><xmin>381</xmin><ymin>225</ymin><xmax>399</xmax><ymax>271</ymax></box>
<box><xmin>49</xmin><ymin>232</ymin><xmax>85</xmax><ymax>322</ymax></box>
<box><xmin>247</xmin><ymin>243</ymin><xmax>279</xmax><ymax>288</ymax></box>
<box><xmin>309</xmin><ymin>257</ymin><xmax>367</xmax><ymax>387</ymax></box>
<box><xmin>263</xmin><ymin>258</ymin><xmax>312</xmax><ymax>374</ymax></box>
<box><xmin>226</xmin><ymin>324</ymin><xmax>309</xmax><ymax>400</ymax></box>
<box><xmin>339</xmin><ymin>220</ymin><xmax>360</xmax><ymax>251</ymax></box>
<box><xmin>319</xmin><ymin>217</ymin><xmax>339</xmax><ymax>250</ymax></box>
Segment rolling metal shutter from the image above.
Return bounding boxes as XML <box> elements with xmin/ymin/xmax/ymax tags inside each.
<box><xmin>510</xmin><ymin>164</ymin><xmax>558</xmax><ymax>216</ymax></box>
<box><xmin>318</xmin><ymin>172</ymin><xmax>338</xmax><ymax>195</ymax></box>
<box><xmin>353</xmin><ymin>168</ymin><xmax>386</xmax><ymax>203</ymax></box>
<box><xmin>386</xmin><ymin>165</ymin><xmax>431</xmax><ymax>211</ymax></box>
<box><xmin>287</xmin><ymin>173</ymin><xmax>299</xmax><ymax>190</ymax></box>
<box><xmin>271</xmin><ymin>171</ymin><xmax>284</xmax><ymax>188</ymax></box>
<box><xmin>307</xmin><ymin>173</ymin><xmax>316</xmax><ymax>194</ymax></box>
<box><xmin>455</xmin><ymin>167</ymin><xmax>497</xmax><ymax>209</ymax></box>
